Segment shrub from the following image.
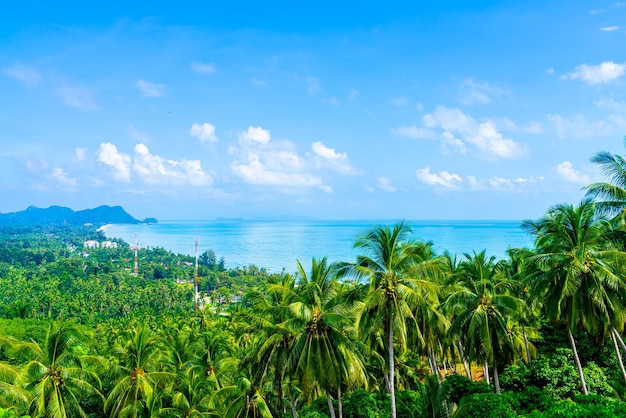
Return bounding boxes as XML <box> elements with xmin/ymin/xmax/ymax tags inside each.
<box><xmin>454</xmin><ymin>392</ymin><xmax>516</xmax><ymax>418</ymax></box>
<box><xmin>441</xmin><ymin>373</ymin><xmax>491</xmax><ymax>405</ymax></box>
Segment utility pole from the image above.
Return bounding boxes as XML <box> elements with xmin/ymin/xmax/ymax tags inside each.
<box><xmin>195</xmin><ymin>236</ymin><xmax>199</xmax><ymax>317</ymax></box>
<box><xmin>133</xmin><ymin>233</ymin><xmax>139</xmax><ymax>276</ymax></box>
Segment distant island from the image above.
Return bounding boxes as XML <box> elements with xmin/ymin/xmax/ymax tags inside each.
<box><xmin>0</xmin><ymin>205</ymin><xmax>156</xmax><ymax>226</ymax></box>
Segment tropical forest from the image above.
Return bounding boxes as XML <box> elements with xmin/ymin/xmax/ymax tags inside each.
<box><xmin>4</xmin><ymin>145</ymin><xmax>626</xmax><ymax>418</ymax></box>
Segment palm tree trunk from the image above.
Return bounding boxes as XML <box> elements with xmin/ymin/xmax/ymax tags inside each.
<box><xmin>523</xmin><ymin>325</ymin><xmax>531</xmax><ymax>364</ymax></box>
<box><xmin>483</xmin><ymin>361</ymin><xmax>490</xmax><ymax>385</ymax></box>
<box><xmin>327</xmin><ymin>394</ymin><xmax>337</xmax><ymax>418</ymax></box>
<box><xmin>457</xmin><ymin>340</ymin><xmax>471</xmax><ymax>380</ymax></box>
<box><xmin>430</xmin><ymin>346</ymin><xmax>441</xmax><ymax>381</ymax></box>
<box><xmin>612</xmin><ymin>326</ymin><xmax>626</xmax><ymax>353</ymax></box>
<box><xmin>567</xmin><ymin>327</ymin><xmax>588</xmax><ymax>395</ymax></box>
<box><xmin>338</xmin><ymin>387</ymin><xmax>343</xmax><ymax>418</ymax></box>
<box><xmin>389</xmin><ymin>322</ymin><xmax>397</xmax><ymax>418</ymax></box>
<box><xmin>289</xmin><ymin>392</ymin><xmax>298</xmax><ymax>418</ymax></box>
<box><xmin>611</xmin><ymin>328</ymin><xmax>626</xmax><ymax>384</ymax></box>
<box><xmin>493</xmin><ymin>364</ymin><xmax>501</xmax><ymax>394</ymax></box>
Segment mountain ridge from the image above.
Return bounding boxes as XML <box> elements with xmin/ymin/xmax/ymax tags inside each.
<box><xmin>0</xmin><ymin>205</ymin><xmax>145</xmax><ymax>226</ymax></box>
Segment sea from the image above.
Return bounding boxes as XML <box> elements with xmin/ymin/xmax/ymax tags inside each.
<box><xmin>101</xmin><ymin>220</ymin><xmax>533</xmax><ymax>274</ymax></box>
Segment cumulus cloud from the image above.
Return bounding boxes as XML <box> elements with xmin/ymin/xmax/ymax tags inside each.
<box><xmin>136</xmin><ymin>80</ymin><xmax>165</xmax><ymax>97</ymax></box>
<box><xmin>190</xmin><ymin>123</ymin><xmax>218</xmax><ymax>143</ymax></box>
<box><xmin>562</xmin><ymin>61</ymin><xmax>626</xmax><ymax>84</ymax></box>
<box><xmin>49</xmin><ymin>168</ymin><xmax>77</xmax><ymax>187</ymax></box>
<box><xmin>230</xmin><ymin>126</ymin><xmax>355</xmax><ymax>191</ymax></box>
<box><xmin>377</xmin><ymin>177</ymin><xmax>397</xmax><ymax>192</ymax></box>
<box><xmin>556</xmin><ymin>161</ymin><xmax>591</xmax><ymax>184</ymax></box>
<box><xmin>191</xmin><ymin>62</ymin><xmax>217</xmax><ymax>74</ymax></box>
<box><xmin>601</xmin><ymin>26</ymin><xmax>620</xmax><ymax>31</ymax></box>
<box><xmin>239</xmin><ymin>126</ymin><xmax>271</xmax><ymax>145</ymax></box>
<box><xmin>422</xmin><ymin>106</ymin><xmax>527</xmax><ymax>159</ymax></box>
<box><xmin>97</xmin><ymin>143</ymin><xmax>132</xmax><ymax>182</ymax></box>
<box><xmin>459</xmin><ymin>78</ymin><xmax>508</xmax><ymax>105</ymax></box>
<box><xmin>311</xmin><ymin>141</ymin><xmax>356</xmax><ymax>174</ymax></box>
<box><xmin>57</xmin><ymin>84</ymin><xmax>97</xmax><ymax>110</ymax></box>
<box><xmin>416</xmin><ymin>167</ymin><xmax>463</xmax><ymax>188</ymax></box>
<box><xmin>3</xmin><ymin>63</ymin><xmax>40</xmax><ymax>86</ymax></box>
<box><xmin>97</xmin><ymin>142</ymin><xmax>212</xmax><ymax>186</ymax></box>
<box><xmin>132</xmin><ymin>143</ymin><xmax>212</xmax><ymax>186</ymax></box>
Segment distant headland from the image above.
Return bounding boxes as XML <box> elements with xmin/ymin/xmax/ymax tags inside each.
<box><xmin>0</xmin><ymin>205</ymin><xmax>157</xmax><ymax>226</ymax></box>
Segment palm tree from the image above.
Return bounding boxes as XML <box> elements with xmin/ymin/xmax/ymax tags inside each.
<box><xmin>338</xmin><ymin>221</ymin><xmax>442</xmax><ymax>418</ymax></box>
<box><xmin>522</xmin><ymin>199</ymin><xmax>626</xmax><ymax>395</ymax></box>
<box><xmin>283</xmin><ymin>257</ymin><xmax>366</xmax><ymax>418</ymax></box>
<box><xmin>444</xmin><ymin>251</ymin><xmax>520</xmax><ymax>394</ymax></box>
<box><xmin>12</xmin><ymin>323</ymin><xmax>102</xmax><ymax>418</ymax></box>
<box><xmin>242</xmin><ymin>274</ymin><xmax>297</xmax><ymax>416</ymax></box>
<box><xmin>105</xmin><ymin>324</ymin><xmax>174</xmax><ymax>417</ymax></box>
<box><xmin>584</xmin><ymin>137</ymin><xmax>626</xmax><ymax>218</ymax></box>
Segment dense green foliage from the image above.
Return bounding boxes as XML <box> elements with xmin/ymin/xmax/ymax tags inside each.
<box><xmin>5</xmin><ymin>143</ymin><xmax>626</xmax><ymax>417</ymax></box>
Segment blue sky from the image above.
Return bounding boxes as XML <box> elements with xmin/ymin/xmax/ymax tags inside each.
<box><xmin>2</xmin><ymin>1</ymin><xmax>626</xmax><ymax>220</ymax></box>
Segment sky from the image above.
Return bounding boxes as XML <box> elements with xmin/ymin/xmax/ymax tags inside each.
<box><xmin>1</xmin><ymin>1</ymin><xmax>626</xmax><ymax>221</ymax></box>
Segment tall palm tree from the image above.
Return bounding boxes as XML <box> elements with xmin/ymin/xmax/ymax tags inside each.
<box><xmin>283</xmin><ymin>257</ymin><xmax>366</xmax><ymax>418</ymax></box>
<box><xmin>338</xmin><ymin>221</ymin><xmax>441</xmax><ymax>418</ymax></box>
<box><xmin>522</xmin><ymin>199</ymin><xmax>626</xmax><ymax>395</ymax></box>
<box><xmin>12</xmin><ymin>323</ymin><xmax>102</xmax><ymax>418</ymax></box>
<box><xmin>444</xmin><ymin>251</ymin><xmax>520</xmax><ymax>394</ymax></box>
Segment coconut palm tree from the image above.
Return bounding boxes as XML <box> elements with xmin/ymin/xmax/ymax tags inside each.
<box><xmin>105</xmin><ymin>324</ymin><xmax>174</xmax><ymax>417</ymax></box>
<box><xmin>444</xmin><ymin>251</ymin><xmax>521</xmax><ymax>394</ymax></box>
<box><xmin>338</xmin><ymin>221</ymin><xmax>442</xmax><ymax>418</ymax></box>
<box><xmin>522</xmin><ymin>199</ymin><xmax>626</xmax><ymax>395</ymax></box>
<box><xmin>283</xmin><ymin>257</ymin><xmax>366</xmax><ymax>418</ymax></box>
<box><xmin>12</xmin><ymin>323</ymin><xmax>102</xmax><ymax>418</ymax></box>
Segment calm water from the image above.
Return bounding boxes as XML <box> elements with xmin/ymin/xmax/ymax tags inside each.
<box><xmin>101</xmin><ymin>220</ymin><xmax>532</xmax><ymax>273</ymax></box>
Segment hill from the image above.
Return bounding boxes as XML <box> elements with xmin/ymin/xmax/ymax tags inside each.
<box><xmin>0</xmin><ymin>205</ymin><xmax>142</xmax><ymax>226</ymax></box>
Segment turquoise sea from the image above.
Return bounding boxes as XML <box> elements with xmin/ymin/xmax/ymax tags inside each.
<box><xmin>102</xmin><ymin>220</ymin><xmax>532</xmax><ymax>273</ymax></box>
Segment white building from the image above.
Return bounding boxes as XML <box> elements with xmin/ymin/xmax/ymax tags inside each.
<box><xmin>84</xmin><ymin>240</ymin><xmax>99</xmax><ymax>248</ymax></box>
<box><xmin>101</xmin><ymin>241</ymin><xmax>118</xmax><ymax>249</ymax></box>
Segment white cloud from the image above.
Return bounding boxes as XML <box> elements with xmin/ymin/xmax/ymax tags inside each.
<box><xmin>49</xmin><ymin>168</ymin><xmax>77</xmax><ymax>187</ymax></box>
<box><xmin>128</xmin><ymin>125</ymin><xmax>151</xmax><ymax>143</ymax></box>
<box><xmin>556</xmin><ymin>161</ymin><xmax>591</xmax><ymax>184</ymax></box>
<box><xmin>3</xmin><ymin>63</ymin><xmax>40</xmax><ymax>86</ymax></box>
<box><xmin>136</xmin><ymin>80</ymin><xmax>165</xmax><ymax>97</ymax></box>
<box><xmin>459</xmin><ymin>78</ymin><xmax>508</xmax><ymax>105</ymax></box>
<box><xmin>74</xmin><ymin>147</ymin><xmax>87</xmax><ymax>162</ymax></box>
<box><xmin>468</xmin><ymin>175</ymin><xmax>544</xmax><ymax>191</ymax></box>
<box><xmin>311</xmin><ymin>141</ymin><xmax>356</xmax><ymax>174</ymax></box>
<box><xmin>132</xmin><ymin>143</ymin><xmax>212</xmax><ymax>186</ymax></box>
<box><xmin>393</xmin><ymin>124</ymin><xmax>437</xmax><ymax>140</ymax></box>
<box><xmin>97</xmin><ymin>142</ymin><xmax>132</xmax><ymax>182</ymax></box>
<box><xmin>230</xmin><ymin>127</ymin><xmax>356</xmax><ymax>191</ymax></box>
<box><xmin>191</xmin><ymin>62</ymin><xmax>217</xmax><ymax>74</ymax></box>
<box><xmin>377</xmin><ymin>177</ymin><xmax>397</xmax><ymax>192</ymax></box>
<box><xmin>239</xmin><ymin>126</ymin><xmax>271</xmax><ymax>145</ymax></box>
<box><xmin>562</xmin><ymin>61</ymin><xmax>626</xmax><ymax>84</ymax></box>
<box><xmin>57</xmin><ymin>84</ymin><xmax>97</xmax><ymax>110</ymax></box>
<box><xmin>252</xmin><ymin>78</ymin><xmax>267</xmax><ymax>86</ymax></box>
<box><xmin>423</xmin><ymin>106</ymin><xmax>527</xmax><ymax>159</ymax></box>
<box><xmin>230</xmin><ymin>153</ymin><xmax>324</xmax><ymax>189</ymax></box>
<box><xmin>190</xmin><ymin>122</ymin><xmax>218</xmax><ymax>143</ymax></box>
<box><xmin>601</xmin><ymin>25</ymin><xmax>620</xmax><ymax>31</ymax></box>
<box><xmin>348</xmin><ymin>88</ymin><xmax>359</xmax><ymax>100</ymax></box>
<box><xmin>416</xmin><ymin>167</ymin><xmax>462</xmax><ymax>188</ymax></box>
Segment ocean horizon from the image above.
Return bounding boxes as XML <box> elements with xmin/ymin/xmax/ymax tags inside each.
<box><xmin>102</xmin><ymin>219</ymin><xmax>533</xmax><ymax>273</ymax></box>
